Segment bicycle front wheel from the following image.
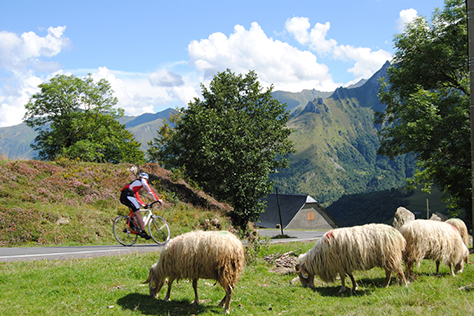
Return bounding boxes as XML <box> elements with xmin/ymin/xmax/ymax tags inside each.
<box><xmin>148</xmin><ymin>215</ymin><xmax>170</xmax><ymax>245</ymax></box>
<box><xmin>113</xmin><ymin>215</ymin><xmax>138</xmax><ymax>246</ymax></box>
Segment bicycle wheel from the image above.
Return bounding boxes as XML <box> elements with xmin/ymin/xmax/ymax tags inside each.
<box><xmin>113</xmin><ymin>215</ymin><xmax>138</xmax><ymax>246</ymax></box>
<box><xmin>148</xmin><ymin>215</ymin><xmax>170</xmax><ymax>245</ymax></box>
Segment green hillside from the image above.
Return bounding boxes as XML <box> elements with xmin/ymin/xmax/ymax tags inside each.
<box><xmin>0</xmin><ymin>156</ymin><xmax>233</xmax><ymax>247</ymax></box>
<box><xmin>271</xmin><ymin>62</ymin><xmax>416</xmax><ymax>206</ymax></box>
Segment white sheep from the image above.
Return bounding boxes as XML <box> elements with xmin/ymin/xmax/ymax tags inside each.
<box><xmin>445</xmin><ymin>218</ymin><xmax>470</xmax><ymax>247</ymax></box>
<box><xmin>392</xmin><ymin>206</ymin><xmax>415</xmax><ymax>230</ymax></box>
<box><xmin>143</xmin><ymin>230</ymin><xmax>245</xmax><ymax>314</ymax></box>
<box><xmin>295</xmin><ymin>223</ymin><xmax>407</xmax><ymax>293</ymax></box>
<box><xmin>399</xmin><ymin>219</ymin><xmax>469</xmax><ymax>279</ymax></box>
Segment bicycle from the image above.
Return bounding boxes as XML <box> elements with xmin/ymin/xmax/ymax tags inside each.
<box><xmin>113</xmin><ymin>200</ymin><xmax>170</xmax><ymax>246</ymax></box>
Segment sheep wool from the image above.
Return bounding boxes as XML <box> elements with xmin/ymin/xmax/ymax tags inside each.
<box><xmin>143</xmin><ymin>230</ymin><xmax>245</xmax><ymax>314</ymax></box>
<box><xmin>392</xmin><ymin>206</ymin><xmax>415</xmax><ymax>230</ymax></box>
<box><xmin>296</xmin><ymin>223</ymin><xmax>407</xmax><ymax>293</ymax></box>
<box><xmin>399</xmin><ymin>219</ymin><xmax>468</xmax><ymax>278</ymax></box>
<box><xmin>445</xmin><ymin>218</ymin><xmax>470</xmax><ymax>247</ymax></box>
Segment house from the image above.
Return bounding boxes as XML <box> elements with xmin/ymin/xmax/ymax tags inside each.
<box><xmin>256</xmin><ymin>194</ymin><xmax>338</xmax><ymax>230</ymax></box>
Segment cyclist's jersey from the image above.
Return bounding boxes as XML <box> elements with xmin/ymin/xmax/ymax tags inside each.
<box><xmin>121</xmin><ymin>178</ymin><xmax>159</xmax><ymax>206</ymax></box>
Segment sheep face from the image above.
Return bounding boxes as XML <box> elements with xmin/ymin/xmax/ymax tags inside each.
<box><xmin>295</xmin><ymin>264</ymin><xmax>315</xmax><ymax>288</ymax></box>
<box><xmin>455</xmin><ymin>244</ymin><xmax>470</xmax><ymax>273</ymax></box>
<box><xmin>143</xmin><ymin>267</ymin><xmax>165</xmax><ymax>298</ymax></box>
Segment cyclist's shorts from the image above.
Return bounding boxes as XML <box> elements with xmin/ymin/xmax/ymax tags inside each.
<box><xmin>120</xmin><ymin>189</ymin><xmax>140</xmax><ymax>212</ymax></box>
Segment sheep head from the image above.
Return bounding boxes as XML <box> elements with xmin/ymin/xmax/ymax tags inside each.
<box><xmin>143</xmin><ymin>266</ymin><xmax>165</xmax><ymax>298</ymax></box>
<box><xmin>295</xmin><ymin>263</ymin><xmax>315</xmax><ymax>288</ymax></box>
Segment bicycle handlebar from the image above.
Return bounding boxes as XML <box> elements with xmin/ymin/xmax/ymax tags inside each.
<box><xmin>147</xmin><ymin>200</ymin><xmax>162</xmax><ymax>208</ymax></box>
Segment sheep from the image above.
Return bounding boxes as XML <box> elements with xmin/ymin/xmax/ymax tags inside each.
<box><xmin>445</xmin><ymin>218</ymin><xmax>470</xmax><ymax>247</ymax></box>
<box><xmin>392</xmin><ymin>206</ymin><xmax>415</xmax><ymax>230</ymax></box>
<box><xmin>430</xmin><ymin>212</ymin><xmax>448</xmax><ymax>221</ymax></box>
<box><xmin>143</xmin><ymin>230</ymin><xmax>245</xmax><ymax>314</ymax></box>
<box><xmin>399</xmin><ymin>219</ymin><xmax>469</xmax><ymax>279</ymax></box>
<box><xmin>295</xmin><ymin>223</ymin><xmax>407</xmax><ymax>293</ymax></box>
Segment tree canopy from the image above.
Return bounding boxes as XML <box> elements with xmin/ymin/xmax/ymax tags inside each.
<box><xmin>24</xmin><ymin>74</ymin><xmax>144</xmax><ymax>164</ymax></box>
<box><xmin>374</xmin><ymin>0</ymin><xmax>470</xmax><ymax>220</ymax></box>
<box><xmin>147</xmin><ymin>69</ymin><xmax>296</xmax><ymax>231</ymax></box>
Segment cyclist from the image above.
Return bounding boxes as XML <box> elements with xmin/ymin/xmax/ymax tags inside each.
<box><xmin>120</xmin><ymin>172</ymin><xmax>163</xmax><ymax>240</ymax></box>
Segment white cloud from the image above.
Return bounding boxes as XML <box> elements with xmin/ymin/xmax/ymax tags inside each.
<box><xmin>149</xmin><ymin>69</ymin><xmax>184</xmax><ymax>87</ymax></box>
<box><xmin>0</xmin><ymin>26</ymin><xmax>69</xmax><ymax>73</ymax></box>
<box><xmin>397</xmin><ymin>9</ymin><xmax>418</xmax><ymax>31</ymax></box>
<box><xmin>188</xmin><ymin>22</ymin><xmax>335</xmax><ymax>92</ymax></box>
<box><xmin>285</xmin><ymin>17</ymin><xmax>310</xmax><ymax>45</ymax></box>
<box><xmin>0</xmin><ymin>27</ymin><xmax>70</xmax><ymax>127</ymax></box>
<box><xmin>285</xmin><ymin>17</ymin><xmax>391</xmax><ymax>83</ymax></box>
<box><xmin>91</xmin><ymin>67</ymin><xmax>198</xmax><ymax>116</ymax></box>
<box><xmin>334</xmin><ymin>45</ymin><xmax>392</xmax><ymax>78</ymax></box>
<box><xmin>0</xmin><ymin>72</ymin><xmax>42</xmax><ymax>127</ymax></box>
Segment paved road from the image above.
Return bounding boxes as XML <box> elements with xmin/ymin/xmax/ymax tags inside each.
<box><xmin>0</xmin><ymin>229</ymin><xmax>325</xmax><ymax>263</ymax></box>
<box><xmin>0</xmin><ymin>244</ymin><xmax>165</xmax><ymax>262</ymax></box>
<box><xmin>257</xmin><ymin>229</ymin><xmax>326</xmax><ymax>242</ymax></box>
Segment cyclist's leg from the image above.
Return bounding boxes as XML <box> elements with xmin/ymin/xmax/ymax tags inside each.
<box><xmin>120</xmin><ymin>190</ymin><xmax>146</xmax><ymax>231</ymax></box>
<box><xmin>133</xmin><ymin>209</ymin><xmax>146</xmax><ymax>231</ymax></box>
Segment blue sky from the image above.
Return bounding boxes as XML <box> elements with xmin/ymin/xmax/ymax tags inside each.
<box><xmin>0</xmin><ymin>0</ymin><xmax>445</xmax><ymax>127</ymax></box>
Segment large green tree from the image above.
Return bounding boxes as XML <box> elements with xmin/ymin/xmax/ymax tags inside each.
<box><xmin>375</xmin><ymin>0</ymin><xmax>470</xmax><ymax>221</ymax></box>
<box><xmin>24</xmin><ymin>74</ymin><xmax>144</xmax><ymax>164</ymax></box>
<box><xmin>148</xmin><ymin>69</ymin><xmax>296</xmax><ymax>231</ymax></box>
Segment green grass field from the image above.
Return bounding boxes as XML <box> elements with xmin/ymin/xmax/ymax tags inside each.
<box><xmin>1</xmin><ymin>241</ymin><xmax>473</xmax><ymax>316</ymax></box>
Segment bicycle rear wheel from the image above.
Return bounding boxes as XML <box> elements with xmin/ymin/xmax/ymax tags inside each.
<box><xmin>148</xmin><ymin>215</ymin><xmax>170</xmax><ymax>245</ymax></box>
<box><xmin>113</xmin><ymin>215</ymin><xmax>138</xmax><ymax>246</ymax></box>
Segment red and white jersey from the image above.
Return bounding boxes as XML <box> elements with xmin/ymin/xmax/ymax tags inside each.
<box><xmin>122</xmin><ymin>178</ymin><xmax>159</xmax><ymax>206</ymax></box>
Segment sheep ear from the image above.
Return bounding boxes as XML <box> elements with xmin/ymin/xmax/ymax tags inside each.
<box><xmin>143</xmin><ymin>267</ymin><xmax>154</xmax><ymax>284</ymax></box>
<box><xmin>295</xmin><ymin>264</ymin><xmax>309</xmax><ymax>279</ymax></box>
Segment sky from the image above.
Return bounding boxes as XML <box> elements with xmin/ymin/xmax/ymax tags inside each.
<box><xmin>0</xmin><ymin>0</ymin><xmax>446</xmax><ymax>128</ymax></box>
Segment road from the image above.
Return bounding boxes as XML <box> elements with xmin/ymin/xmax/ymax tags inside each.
<box><xmin>0</xmin><ymin>229</ymin><xmax>325</xmax><ymax>263</ymax></box>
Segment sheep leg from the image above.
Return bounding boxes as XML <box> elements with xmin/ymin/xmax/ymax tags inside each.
<box><xmin>436</xmin><ymin>261</ymin><xmax>440</xmax><ymax>275</ymax></box>
<box><xmin>348</xmin><ymin>273</ymin><xmax>358</xmax><ymax>292</ymax></box>
<box><xmin>383</xmin><ymin>269</ymin><xmax>392</xmax><ymax>288</ymax></box>
<box><xmin>449</xmin><ymin>264</ymin><xmax>455</xmax><ymax>277</ymax></box>
<box><xmin>339</xmin><ymin>273</ymin><xmax>347</xmax><ymax>293</ymax></box>
<box><xmin>164</xmin><ymin>278</ymin><xmax>174</xmax><ymax>301</ymax></box>
<box><xmin>191</xmin><ymin>278</ymin><xmax>199</xmax><ymax>305</ymax></box>
<box><xmin>218</xmin><ymin>285</ymin><xmax>233</xmax><ymax>314</ymax></box>
<box><xmin>405</xmin><ymin>260</ymin><xmax>413</xmax><ymax>280</ymax></box>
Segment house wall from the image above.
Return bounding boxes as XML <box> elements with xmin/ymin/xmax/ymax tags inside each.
<box><xmin>285</xmin><ymin>203</ymin><xmax>337</xmax><ymax>230</ymax></box>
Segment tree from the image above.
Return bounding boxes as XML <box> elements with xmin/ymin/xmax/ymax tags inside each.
<box><xmin>374</xmin><ymin>0</ymin><xmax>470</xmax><ymax>221</ymax></box>
<box><xmin>24</xmin><ymin>74</ymin><xmax>145</xmax><ymax>164</ymax></box>
<box><xmin>148</xmin><ymin>69</ymin><xmax>296</xmax><ymax>232</ymax></box>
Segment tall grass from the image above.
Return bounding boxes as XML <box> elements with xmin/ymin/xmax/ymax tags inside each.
<box><xmin>1</xmin><ymin>241</ymin><xmax>473</xmax><ymax>315</ymax></box>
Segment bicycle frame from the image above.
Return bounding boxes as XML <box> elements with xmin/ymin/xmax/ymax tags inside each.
<box><xmin>114</xmin><ymin>200</ymin><xmax>169</xmax><ymax>246</ymax></box>
<box><xmin>127</xmin><ymin>200</ymin><xmax>161</xmax><ymax>233</ymax></box>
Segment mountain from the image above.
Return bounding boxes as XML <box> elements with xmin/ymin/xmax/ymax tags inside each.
<box><xmin>270</xmin><ymin>61</ymin><xmax>417</xmax><ymax>205</ymax></box>
<box><xmin>0</xmin><ymin>108</ymin><xmax>176</xmax><ymax>159</ymax></box>
<box><xmin>271</xmin><ymin>89</ymin><xmax>333</xmax><ymax>113</ymax></box>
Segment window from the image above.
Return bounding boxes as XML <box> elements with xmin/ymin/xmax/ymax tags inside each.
<box><xmin>307</xmin><ymin>212</ymin><xmax>315</xmax><ymax>221</ymax></box>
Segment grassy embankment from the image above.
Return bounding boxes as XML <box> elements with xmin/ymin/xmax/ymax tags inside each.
<box><xmin>0</xmin><ymin>156</ymin><xmax>234</xmax><ymax>247</ymax></box>
<box><xmin>1</xmin><ymin>241</ymin><xmax>474</xmax><ymax>315</ymax></box>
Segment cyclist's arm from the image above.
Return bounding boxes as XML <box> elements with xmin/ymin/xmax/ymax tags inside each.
<box><xmin>141</xmin><ymin>178</ymin><xmax>163</xmax><ymax>204</ymax></box>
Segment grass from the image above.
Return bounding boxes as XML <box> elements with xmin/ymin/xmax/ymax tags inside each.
<box><xmin>1</xmin><ymin>241</ymin><xmax>474</xmax><ymax>315</ymax></box>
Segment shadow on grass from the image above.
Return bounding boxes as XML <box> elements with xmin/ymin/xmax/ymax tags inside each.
<box><xmin>308</xmin><ymin>276</ymin><xmax>407</xmax><ymax>297</ymax></box>
<box><xmin>117</xmin><ymin>293</ymin><xmax>220</xmax><ymax>315</ymax></box>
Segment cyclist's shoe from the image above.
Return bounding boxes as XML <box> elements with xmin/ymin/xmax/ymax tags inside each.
<box><xmin>139</xmin><ymin>231</ymin><xmax>152</xmax><ymax>240</ymax></box>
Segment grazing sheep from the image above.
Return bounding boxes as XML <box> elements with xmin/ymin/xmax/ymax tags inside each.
<box><xmin>446</xmin><ymin>218</ymin><xmax>470</xmax><ymax>247</ymax></box>
<box><xmin>393</xmin><ymin>206</ymin><xmax>415</xmax><ymax>230</ymax></box>
<box><xmin>295</xmin><ymin>223</ymin><xmax>407</xmax><ymax>293</ymax></box>
<box><xmin>399</xmin><ymin>220</ymin><xmax>469</xmax><ymax>279</ymax></box>
<box><xmin>143</xmin><ymin>230</ymin><xmax>245</xmax><ymax>314</ymax></box>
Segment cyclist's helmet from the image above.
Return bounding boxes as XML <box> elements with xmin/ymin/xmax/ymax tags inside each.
<box><xmin>138</xmin><ymin>172</ymin><xmax>149</xmax><ymax>179</ymax></box>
